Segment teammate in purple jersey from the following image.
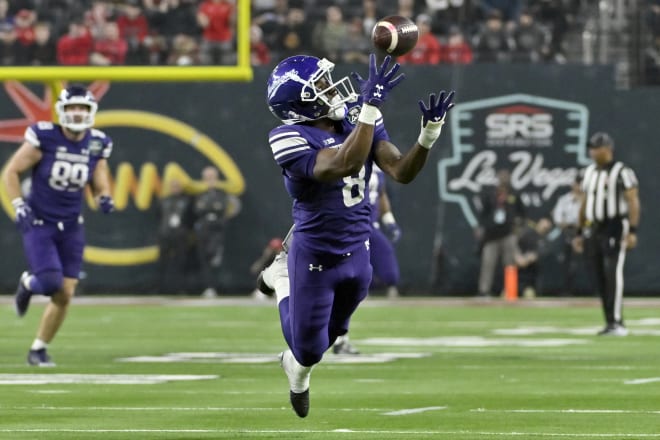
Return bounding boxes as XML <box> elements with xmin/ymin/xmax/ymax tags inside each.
<box><xmin>1</xmin><ymin>85</ymin><xmax>115</xmax><ymax>367</ymax></box>
<box><xmin>265</xmin><ymin>53</ymin><xmax>455</xmax><ymax>417</ymax></box>
<box><xmin>367</xmin><ymin>163</ymin><xmax>401</xmax><ymax>300</ymax></box>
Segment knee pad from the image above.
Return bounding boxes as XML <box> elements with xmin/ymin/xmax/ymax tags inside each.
<box><xmin>31</xmin><ymin>271</ymin><xmax>63</xmax><ymax>296</ymax></box>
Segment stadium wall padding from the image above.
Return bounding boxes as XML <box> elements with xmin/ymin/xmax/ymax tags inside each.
<box><xmin>1</xmin><ymin>64</ymin><xmax>658</xmax><ymax>296</ymax></box>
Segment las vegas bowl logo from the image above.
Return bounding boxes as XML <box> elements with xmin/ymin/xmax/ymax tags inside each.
<box><xmin>439</xmin><ymin>94</ymin><xmax>591</xmax><ymax>227</ymax></box>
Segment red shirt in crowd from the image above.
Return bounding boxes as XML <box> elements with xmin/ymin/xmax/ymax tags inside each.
<box><xmin>444</xmin><ymin>41</ymin><xmax>473</xmax><ymax>64</ymax></box>
<box><xmin>198</xmin><ymin>0</ymin><xmax>234</xmax><ymax>42</ymax></box>
<box><xmin>399</xmin><ymin>33</ymin><xmax>443</xmax><ymax>65</ymax></box>
<box><xmin>117</xmin><ymin>14</ymin><xmax>148</xmax><ymax>43</ymax></box>
<box><xmin>57</xmin><ymin>30</ymin><xmax>93</xmax><ymax>65</ymax></box>
<box><xmin>93</xmin><ymin>38</ymin><xmax>128</xmax><ymax>64</ymax></box>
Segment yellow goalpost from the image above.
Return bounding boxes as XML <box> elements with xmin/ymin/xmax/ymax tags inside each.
<box><xmin>0</xmin><ymin>0</ymin><xmax>252</xmax><ymax>83</ymax></box>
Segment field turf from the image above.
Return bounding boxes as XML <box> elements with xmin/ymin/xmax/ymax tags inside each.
<box><xmin>1</xmin><ymin>296</ymin><xmax>659</xmax><ymax>439</ymax></box>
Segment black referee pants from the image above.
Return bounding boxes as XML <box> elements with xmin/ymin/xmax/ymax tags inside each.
<box><xmin>584</xmin><ymin>221</ymin><xmax>628</xmax><ymax>326</ymax></box>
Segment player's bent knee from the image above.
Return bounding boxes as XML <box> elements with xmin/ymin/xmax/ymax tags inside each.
<box><xmin>295</xmin><ymin>348</ymin><xmax>324</xmax><ymax>367</ymax></box>
<box><xmin>33</xmin><ymin>271</ymin><xmax>64</xmax><ymax>296</ymax></box>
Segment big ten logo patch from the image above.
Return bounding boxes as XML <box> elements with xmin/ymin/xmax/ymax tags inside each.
<box><xmin>439</xmin><ymin>94</ymin><xmax>591</xmax><ymax>227</ymax></box>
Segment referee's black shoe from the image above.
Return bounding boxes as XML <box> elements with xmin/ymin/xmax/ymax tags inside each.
<box><xmin>597</xmin><ymin>324</ymin><xmax>628</xmax><ymax>337</ymax></box>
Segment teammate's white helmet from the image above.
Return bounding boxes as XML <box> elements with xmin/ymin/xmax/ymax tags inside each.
<box><xmin>55</xmin><ymin>85</ymin><xmax>98</xmax><ymax>132</ymax></box>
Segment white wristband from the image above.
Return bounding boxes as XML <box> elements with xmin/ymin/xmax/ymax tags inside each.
<box><xmin>11</xmin><ymin>197</ymin><xmax>24</xmax><ymax>208</ymax></box>
<box><xmin>358</xmin><ymin>104</ymin><xmax>381</xmax><ymax>125</ymax></box>
<box><xmin>381</xmin><ymin>212</ymin><xmax>396</xmax><ymax>225</ymax></box>
<box><xmin>417</xmin><ymin>116</ymin><xmax>445</xmax><ymax>149</ymax></box>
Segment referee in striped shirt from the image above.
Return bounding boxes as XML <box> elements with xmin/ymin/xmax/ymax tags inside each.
<box><xmin>574</xmin><ymin>132</ymin><xmax>640</xmax><ymax>336</ymax></box>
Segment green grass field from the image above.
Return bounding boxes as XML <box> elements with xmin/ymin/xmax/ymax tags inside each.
<box><xmin>1</xmin><ymin>296</ymin><xmax>659</xmax><ymax>439</ymax></box>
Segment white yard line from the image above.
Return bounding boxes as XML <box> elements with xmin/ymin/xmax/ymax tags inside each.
<box><xmin>472</xmin><ymin>408</ymin><xmax>660</xmax><ymax>414</ymax></box>
<box><xmin>383</xmin><ymin>406</ymin><xmax>447</xmax><ymax>415</ymax></box>
<box><xmin>0</xmin><ymin>428</ymin><xmax>659</xmax><ymax>437</ymax></box>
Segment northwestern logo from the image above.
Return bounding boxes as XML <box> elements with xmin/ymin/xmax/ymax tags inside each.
<box><xmin>439</xmin><ymin>94</ymin><xmax>591</xmax><ymax>227</ymax></box>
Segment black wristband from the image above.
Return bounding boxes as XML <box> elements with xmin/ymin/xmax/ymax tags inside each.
<box><xmin>629</xmin><ymin>226</ymin><xmax>638</xmax><ymax>233</ymax></box>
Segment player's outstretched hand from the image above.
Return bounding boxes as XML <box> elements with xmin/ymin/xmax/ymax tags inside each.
<box><xmin>99</xmin><ymin>195</ymin><xmax>115</xmax><ymax>214</ymax></box>
<box><xmin>351</xmin><ymin>54</ymin><xmax>405</xmax><ymax>108</ymax></box>
<box><xmin>12</xmin><ymin>197</ymin><xmax>35</xmax><ymax>232</ymax></box>
<box><xmin>417</xmin><ymin>91</ymin><xmax>455</xmax><ymax>150</ymax></box>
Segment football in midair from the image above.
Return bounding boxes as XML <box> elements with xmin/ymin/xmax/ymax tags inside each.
<box><xmin>371</xmin><ymin>15</ymin><xmax>419</xmax><ymax>57</ymax></box>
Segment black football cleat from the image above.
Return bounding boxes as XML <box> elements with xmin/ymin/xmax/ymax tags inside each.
<box><xmin>256</xmin><ymin>270</ymin><xmax>275</xmax><ymax>296</ymax></box>
<box><xmin>27</xmin><ymin>348</ymin><xmax>55</xmax><ymax>367</ymax></box>
<box><xmin>15</xmin><ymin>271</ymin><xmax>33</xmax><ymax>318</ymax></box>
<box><xmin>289</xmin><ymin>389</ymin><xmax>310</xmax><ymax>418</ymax></box>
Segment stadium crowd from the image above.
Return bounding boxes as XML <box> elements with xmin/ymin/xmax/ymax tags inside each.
<box><xmin>0</xmin><ymin>0</ymin><xmax>657</xmax><ymax>79</ymax></box>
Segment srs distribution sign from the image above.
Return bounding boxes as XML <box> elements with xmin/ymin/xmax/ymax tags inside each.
<box><xmin>0</xmin><ymin>81</ymin><xmax>245</xmax><ymax>266</ymax></box>
<box><xmin>438</xmin><ymin>94</ymin><xmax>591</xmax><ymax>227</ymax></box>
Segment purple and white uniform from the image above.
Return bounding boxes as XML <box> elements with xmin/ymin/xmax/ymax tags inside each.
<box><xmin>21</xmin><ymin>122</ymin><xmax>112</xmax><ymax>282</ymax></box>
<box><xmin>268</xmin><ymin>101</ymin><xmax>389</xmax><ymax>365</ymax></box>
<box><xmin>368</xmin><ymin>165</ymin><xmax>400</xmax><ymax>288</ymax></box>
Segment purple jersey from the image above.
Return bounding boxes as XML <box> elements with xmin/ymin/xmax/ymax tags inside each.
<box><xmin>24</xmin><ymin>122</ymin><xmax>112</xmax><ymax>223</ymax></box>
<box><xmin>268</xmin><ymin>102</ymin><xmax>390</xmax><ymax>254</ymax></box>
<box><xmin>368</xmin><ymin>164</ymin><xmax>385</xmax><ymax>225</ymax></box>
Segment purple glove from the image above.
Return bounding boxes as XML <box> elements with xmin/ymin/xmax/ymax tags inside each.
<box><xmin>99</xmin><ymin>195</ymin><xmax>115</xmax><ymax>214</ymax></box>
<box><xmin>351</xmin><ymin>54</ymin><xmax>405</xmax><ymax>108</ymax></box>
<box><xmin>12</xmin><ymin>198</ymin><xmax>35</xmax><ymax>232</ymax></box>
<box><xmin>383</xmin><ymin>221</ymin><xmax>402</xmax><ymax>244</ymax></box>
<box><xmin>418</xmin><ymin>90</ymin><xmax>455</xmax><ymax>127</ymax></box>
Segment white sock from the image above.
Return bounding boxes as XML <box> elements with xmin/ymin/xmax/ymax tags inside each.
<box><xmin>284</xmin><ymin>350</ymin><xmax>313</xmax><ymax>393</ymax></box>
<box><xmin>31</xmin><ymin>339</ymin><xmax>47</xmax><ymax>351</ymax></box>
<box><xmin>274</xmin><ymin>278</ymin><xmax>290</xmax><ymax>304</ymax></box>
<box><xmin>335</xmin><ymin>335</ymin><xmax>348</xmax><ymax>345</ymax></box>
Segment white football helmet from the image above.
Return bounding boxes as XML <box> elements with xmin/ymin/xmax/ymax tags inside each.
<box><xmin>55</xmin><ymin>85</ymin><xmax>98</xmax><ymax>132</ymax></box>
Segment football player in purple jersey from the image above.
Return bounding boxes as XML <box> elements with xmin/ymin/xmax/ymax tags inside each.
<box><xmin>265</xmin><ymin>53</ymin><xmax>455</xmax><ymax>417</ymax></box>
<box><xmin>1</xmin><ymin>85</ymin><xmax>114</xmax><ymax>367</ymax></box>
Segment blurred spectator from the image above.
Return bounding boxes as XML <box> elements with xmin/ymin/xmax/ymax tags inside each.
<box><xmin>250</xmin><ymin>23</ymin><xmax>270</xmax><ymax>65</ymax></box>
<box><xmin>477</xmin><ymin>0</ymin><xmax>522</xmax><ymax>29</ymax></box>
<box><xmin>21</xmin><ymin>22</ymin><xmax>57</xmax><ymax>66</ymax></box>
<box><xmin>150</xmin><ymin>0</ymin><xmax>199</xmax><ymax>40</ymax></box>
<box><xmin>84</xmin><ymin>1</ymin><xmax>113</xmax><ymax>40</ymax></box>
<box><xmin>272</xmin><ymin>7</ymin><xmax>312</xmax><ymax>61</ymax></box>
<box><xmin>0</xmin><ymin>0</ymin><xmax>15</xmax><ymax>65</ymax></box>
<box><xmin>444</xmin><ymin>25</ymin><xmax>473</xmax><ymax>64</ymax></box>
<box><xmin>397</xmin><ymin>0</ymin><xmax>423</xmax><ymax>20</ymax></box>
<box><xmin>117</xmin><ymin>1</ymin><xmax>149</xmax><ymax>64</ymax></box>
<box><xmin>426</xmin><ymin>0</ymin><xmax>476</xmax><ymax>36</ymax></box>
<box><xmin>340</xmin><ymin>17</ymin><xmax>370</xmax><ymax>64</ymax></box>
<box><xmin>475</xmin><ymin>169</ymin><xmax>525</xmax><ymax>297</ymax></box>
<box><xmin>472</xmin><ymin>10</ymin><xmax>513</xmax><ymax>62</ymax></box>
<box><xmin>11</xmin><ymin>9</ymin><xmax>36</xmax><ymax>64</ymax></box>
<box><xmin>647</xmin><ymin>0</ymin><xmax>660</xmax><ymax>37</ymax></box>
<box><xmin>515</xmin><ymin>218</ymin><xmax>552</xmax><ymax>298</ymax></box>
<box><xmin>645</xmin><ymin>35</ymin><xmax>660</xmax><ymax>85</ymax></box>
<box><xmin>312</xmin><ymin>5</ymin><xmax>348</xmax><ymax>62</ymax></box>
<box><xmin>530</xmin><ymin>0</ymin><xmax>569</xmax><ymax>63</ymax></box>
<box><xmin>511</xmin><ymin>8</ymin><xmax>549</xmax><ymax>63</ymax></box>
<box><xmin>193</xmin><ymin>166</ymin><xmax>242</xmax><ymax>298</ymax></box>
<box><xmin>167</xmin><ymin>33</ymin><xmax>199</xmax><ymax>64</ymax></box>
<box><xmin>90</xmin><ymin>21</ymin><xmax>128</xmax><ymax>65</ymax></box>
<box><xmin>362</xmin><ymin>0</ymin><xmax>381</xmax><ymax>37</ymax></box>
<box><xmin>57</xmin><ymin>20</ymin><xmax>93</xmax><ymax>65</ymax></box>
<box><xmin>552</xmin><ymin>176</ymin><xmax>583</xmax><ymax>296</ymax></box>
<box><xmin>157</xmin><ymin>178</ymin><xmax>195</xmax><ymax>294</ymax></box>
<box><xmin>253</xmin><ymin>0</ymin><xmax>288</xmax><ymax>50</ymax></box>
<box><xmin>197</xmin><ymin>0</ymin><xmax>235</xmax><ymax>65</ymax></box>
<box><xmin>399</xmin><ymin>13</ymin><xmax>443</xmax><ymax>64</ymax></box>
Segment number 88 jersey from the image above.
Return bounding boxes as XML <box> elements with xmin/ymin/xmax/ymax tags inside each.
<box><xmin>24</xmin><ymin>121</ymin><xmax>113</xmax><ymax>223</ymax></box>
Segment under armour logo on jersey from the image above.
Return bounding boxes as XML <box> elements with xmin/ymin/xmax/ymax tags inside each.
<box><xmin>365</xmin><ymin>239</ymin><xmax>370</xmax><ymax>251</ymax></box>
<box><xmin>309</xmin><ymin>264</ymin><xmax>324</xmax><ymax>272</ymax></box>
<box><xmin>373</xmin><ymin>84</ymin><xmax>384</xmax><ymax>98</ymax></box>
